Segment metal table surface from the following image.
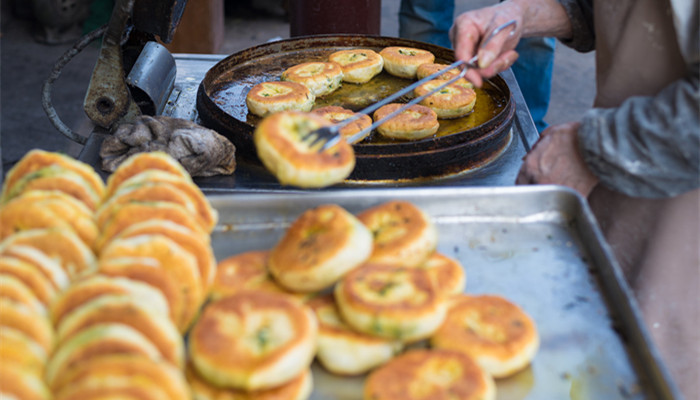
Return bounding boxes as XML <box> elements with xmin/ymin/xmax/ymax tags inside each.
<box><xmin>79</xmin><ymin>53</ymin><xmax>539</xmax><ymax>193</ymax></box>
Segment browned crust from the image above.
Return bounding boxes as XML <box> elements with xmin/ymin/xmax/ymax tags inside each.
<box><xmin>357</xmin><ymin>201</ymin><xmax>432</xmax><ymax>259</ymax></box>
<box><xmin>0</xmin><ymin>301</ymin><xmax>53</xmax><ymax>353</ymax></box>
<box><xmin>379</xmin><ymin>47</ymin><xmax>435</xmax><ymax>67</ymax></box>
<box><xmin>104</xmin><ymin>152</ymin><xmax>190</xmax><ymax>198</ymax></box>
<box><xmin>308</xmin><ymin>293</ymin><xmax>391</xmax><ymax>344</ymax></box>
<box><xmin>55</xmin><ymin>379</ymin><xmax>168</xmax><ymax>400</ymax></box>
<box><xmin>421</xmin><ymin>252</ymin><xmax>465</xmax><ymax>295</ymax></box>
<box><xmin>373</xmin><ymin>104</ymin><xmax>438</xmax><ymax>136</ymax></box>
<box><xmin>10</xmin><ymin>172</ymin><xmax>100</xmax><ymax>211</ymax></box>
<box><xmin>415</xmin><ymin>80</ymin><xmax>477</xmax><ymax>109</ymax></box>
<box><xmin>0</xmin><ymin>256</ymin><xmax>57</xmax><ymax>306</ymax></box>
<box><xmin>211</xmin><ymin>250</ymin><xmax>270</xmax><ymax>297</ymax></box>
<box><xmin>312</xmin><ymin>106</ymin><xmax>372</xmax><ymax>139</ymax></box>
<box><xmin>328</xmin><ymin>49</ymin><xmax>382</xmax><ymax>69</ymax></box>
<box><xmin>247</xmin><ymin>81</ymin><xmax>313</xmax><ymax>106</ymax></box>
<box><xmin>281</xmin><ymin>62</ymin><xmax>343</xmax><ymax>84</ymax></box>
<box><xmin>416</xmin><ymin>63</ymin><xmax>460</xmax><ymax>80</ymax></box>
<box><xmin>364</xmin><ymin>349</ymin><xmax>491</xmax><ymax>400</ymax></box>
<box><xmin>0</xmin><ymin>364</ymin><xmax>49</xmax><ymax>400</ymax></box>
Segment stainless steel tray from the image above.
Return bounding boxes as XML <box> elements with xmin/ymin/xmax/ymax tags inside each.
<box><xmin>207</xmin><ymin>186</ymin><xmax>679</xmax><ymax>399</ymax></box>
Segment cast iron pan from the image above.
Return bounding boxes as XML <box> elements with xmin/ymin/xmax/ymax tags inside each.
<box><xmin>196</xmin><ymin>35</ymin><xmax>515</xmax><ymax>183</ymax></box>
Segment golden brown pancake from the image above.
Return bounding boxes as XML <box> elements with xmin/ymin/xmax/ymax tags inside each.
<box><xmin>307</xmin><ymin>294</ymin><xmax>403</xmax><ymax>375</ymax></box>
<box><xmin>312</xmin><ymin>105</ymin><xmax>372</xmax><ymax>142</ymax></box>
<box><xmin>0</xmin><ymin>274</ymin><xmax>46</xmax><ymax>315</ymax></box>
<box><xmin>363</xmin><ymin>349</ymin><xmax>495</xmax><ymax>400</ymax></box>
<box><xmin>53</xmin><ymin>373</ymin><xmax>171</xmax><ymax>400</ymax></box>
<box><xmin>189</xmin><ymin>291</ymin><xmax>318</xmax><ymax>391</ymax></box>
<box><xmin>1</xmin><ymin>149</ymin><xmax>105</xmax><ymax>204</ymax></box>
<box><xmin>334</xmin><ymin>263</ymin><xmax>447</xmax><ymax>342</ymax></box>
<box><xmin>373</xmin><ymin>103</ymin><xmax>439</xmax><ymax>140</ymax></box>
<box><xmin>430</xmin><ymin>294</ymin><xmax>540</xmax><ymax>378</ymax></box>
<box><xmin>281</xmin><ymin>61</ymin><xmax>344</xmax><ymax>97</ymax></box>
<box><xmin>0</xmin><ymin>244</ymin><xmax>70</xmax><ymax>290</ymax></box>
<box><xmin>246</xmin><ymin>81</ymin><xmax>315</xmax><ymax>118</ymax></box>
<box><xmin>0</xmin><ymin>298</ymin><xmax>54</xmax><ymax>354</ymax></box>
<box><xmin>0</xmin><ymin>363</ymin><xmax>51</xmax><ymax>400</ymax></box>
<box><xmin>415</xmin><ymin>79</ymin><xmax>477</xmax><ymax>119</ymax></box>
<box><xmin>416</xmin><ymin>63</ymin><xmax>472</xmax><ymax>87</ymax></box>
<box><xmin>0</xmin><ymin>256</ymin><xmax>57</xmax><ymax>306</ymax></box>
<box><xmin>104</xmin><ymin>151</ymin><xmax>192</xmax><ymax>199</ymax></box>
<box><xmin>254</xmin><ymin>111</ymin><xmax>355</xmax><ymax>188</ymax></box>
<box><xmin>268</xmin><ymin>204</ymin><xmax>373</xmax><ymax>292</ymax></box>
<box><xmin>357</xmin><ymin>200</ymin><xmax>438</xmax><ymax>267</ymax></box>
<box><xmin>0</xmin><ymin>326</ymin><xmax>48</xmax><ymax>377</ymax></box>
<box><xmin>328</xmin><ymin>48</ymin><xmax>384</xmax><ymax>84</ymax></box>
<box><xmin>419</xmin><ymin>252</ymin><xmax>466</xmax><ymax>297</ymax></box>
<box><xmin>186</xmin><ymin>363</ymin><xmax>312</xmax><ymax>400</ymax></box>
<box><xmin>379</xmin><ymin>47</ymin><xmax>435</xmax><ymax>79</ymax></box>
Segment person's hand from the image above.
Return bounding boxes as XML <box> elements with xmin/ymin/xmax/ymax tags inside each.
<box><xmin>516</xmin><ymin>122</ymin><xmax>600</xmax><ymax>197</ymax></box>
<box><xmin>449</xmin><ymin>2</ymin><xmax>524</xmax><ymax>87</ymax></box>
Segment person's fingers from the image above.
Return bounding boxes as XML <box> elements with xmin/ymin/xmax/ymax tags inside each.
<box><xmin>452</xmin><ymin>15</ymin><xmax>480</xmax><ymax>62</ymax></box>
<box><xmin>478</xmin><ymin>50</ymin><xmax>519</xmax><ymax>78</ymax></box>
<box><xmin>464</xmin><ymin>69</ymin><xmax>483</xmax><ymax>88</ymax></box>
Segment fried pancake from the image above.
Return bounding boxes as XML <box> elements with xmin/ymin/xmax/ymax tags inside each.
<box><xmin>100</xmin><ymin>235</ymin><xmax>202</xmax><ymax>331</ymax></box>
<box><xmin>210</xmin><ymin>250</ymin><xmax>305</xmax><ymax>301</ymax></box>
<box><xmin>1</xmin><ymin>149</ymin><xmax>105</xmax><ymax>204</ymax></box>
<box><xmin>430</xmin><ymin>294</ymin><xmax>540</xmax><ymax>378</ymax></box>
<box><xmin>0</xmin><ymin>256</ymin><xmax>57</xmax><ymax>306</ymax></box>
<box><xmin>268</xmin><ymin>204</ymin><xmax>373</xmax><ymax>292</ymax></box>
<box><xmin>328</xmin><ymin>49</ymin><xmax>384</xmax><ymax>84</ymax></box>
<box><xmin>0</xmin><ymin>192</ymin><xmax>71</xmax><ymax>242</ymax></box>
<box><xmin>186</xmin><ymin>363</ymin><xmax>312</xmax><ymax>400</ymax></box>
<box><xmin>420</xmin><ymin>252</ymin><xmax>466</xmax><ymax>297</ymax></box>
<box><xmin>0</xmin><ymin>298</ymin><xmax>54</xmax><ymax>353</ymax></box>
<box><xmin>254</xmin><ymin>111</ymin><xmax>355</xmax><ymax>188</ymax></box>
<box><xmin>373</xmin><ymin>103</ymin><xmax>439</xmax><ymax>140</ymax></box>
<box><xmin>334</xmin><ymin>263</ymin><xmax>447</xmax><ymax>342</ymax></box>
<box><xmin>45</xmin><ymin>323</ymin><xmax>162</xmax><ymax>388</ymax></box>
<box><xmin>56</xmin><ymin>294</ymin><xmax>184</xmax><ymax>368</ymax></box>
<box><xmin>379</xmin><ymin>47</ymin><xmax>435</xmax><ymax>79</ymax></box>
<box><xmin>312</xmin><ymin>105</ymin><xmax>372</xmax><ymax>142</ymax></box>
<box><xmin>104</xmin><ymin>151</ymin><xmax>192</xmax><ymax>198</ymax></box>
<box><xmin>53</xmin><ymin>373</ymin><xmax>170</xmax><ymax>400</ymax></box>
<box><xmin>0</xmin><ymin>227</ymin><xmax>97</xmax><ymax>280</ymax></box>
<box><xmin>416</xmin><ymin>63</ymin><xmax>472</xmax><ymax>87</ymax></box>
<box><xmin>246</xmin><ymin>81</ymin><xmax>315</xmax><ymax>118</ymax></box>
<box><xmin>357</xmin><ymin>201</ymin><xmax>438</xmax><ymax>267</ymax></box>
<box><xmin>113</xmin><ymin>219</ymin><xmax>215</xmax><ymax>289</ymax></box>
<box><xmin>0</xmin><ymin>244</ymin><xmax>70</xmax><ymax>290</ymax></box>
<box><xmin>51</xmin><ymin>354</ymin><xmax>189</xmax><ymax>399</ymax></box>
<box><xmin>189</xmin><ymin>291</ymin><xmax>318</xmax><ymax>391</ymax></box>
<box><xmin>2</xmin><ymin>165</ymin><xmax>101</xmax><ymax>211</ymax></box>
<box><xmin>364</xmin><ymin>349</ymin><xmax>495</xmax><ymax>400</ymax></box>
<box><xmin>308</xmin><ymin>294</ymin><xmax>403</xmax><ymax>375</ymax></box>
<box><xmin>0</xmin><ymin>326</ymin><xmax>48</xmax><ymax>377</ymax></box>
<box><xmin>0</xmin><ymin>363</ymin><xmax>51</xmax><ymax>400</ymax></box>
<box><xmin>415</xmin><ymin>79</ymin><xmax>477</xmax><ymax>119</ymax></box>
<box><xmin>281</xmin><ymin>61</ymin><xmax>344</xmax><ymax>97</ymax></box>
<box><xmin>0</xmin><ymin>274</ymin><xmax>46</xmax><ymax>315</ymax></box>
<box><xmin>50</xmin><ymin>274</ymin><xmax>170</xmax><ymax>328</ymax></box>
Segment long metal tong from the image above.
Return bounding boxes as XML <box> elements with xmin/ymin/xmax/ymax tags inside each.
<box><xmin>304</xmin><ymin>19</ymin><xmax>517</xmax><ymax>152</ymax></box>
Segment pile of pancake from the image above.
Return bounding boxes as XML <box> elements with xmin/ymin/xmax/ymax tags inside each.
<box><xmin>246</xmin><ymin>46</ymin><xmax>478</xmax><ymax>188</ymax></box>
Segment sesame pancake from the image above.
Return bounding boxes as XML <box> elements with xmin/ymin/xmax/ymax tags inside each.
<box><xmin>0</xmin><ymin>363</ymin><xmax>51</xmax><ymax>400</ymax></box>
<box><xmin>186</xmin><ymin>364</ymin><xmax>312</xmax><ymax>400</ymax></box>
<box><xmin>335</xmin><ymin>263</ymin><xmax>446</xmax><ymax>342</ymax></box>
<box><xmin>312</xmin><ymin>105</ymin><xmax>372</xmax><ymax>142</ymax></box>
<box><xmin>100</xmin><ymin>235</ymin><xmax>202</xmax><ymax>331</ymax></box>
<box><xmin>307</xmin><ymin>294</ymin><xmax>403</xmax><ymax>375</ymax></box>
<box><xmin>115</xmin><ymin>219</ymin><xmax>216</xmax><ymax>290</ymax></box>
<box><xmin>96</xmin><ymin>201</ymin><xmax>208</xmax><ymax>251</ymax></box>
<box><xmin>281</xmin><ymin>61</ymin><xmax>344</xmax><ymax>97</ymax></box>
<box><xmin>415</xmin><ymin>79</ymin><xmax>477</xmax><ymax>119</ymax></box>
<box><xmin>56</xmin><ymin>294</ymin><xmax>184</xmax><ymax>368</ymax></box>
<box><xmin>51</xmin><ymin>354</ymin><xmax>190</xmax><ymax>400</ymax></box>
<box><xmin>0</xmin><ymin>256</ymin><xmax>57</xmax><ymax>306</ymax></box>
<box><xmin>328</xmin><ymin>49</ymin><xmax>384</xmax><ymax>84</ymax></box>
<box><xmin>210</xmin><ymin>250</ymin><xmax>304</xmax><ymax>301</ymax></box>
<box><xmin>2</xmin><ymin>165</ymin><xmax>101</xmax><ymax>211</ymax></box>
<box><xmin>0</xmin><ymin>227</ymin><xmax>97</xmax><ymax>279</ymax></box>
<box><xmin>364</xmin><ymin>349</ymin><xmax>495</xmax><ymax>400</ymax></box>
<box><xmin>189</xmin><ymin>291</ymin><xmax>318</xmax><ymax>391</ymax></box>
<box><xmin>420</xmin><ymin>252</ymin><xmax>466</xmax><ymax>297</ymax></box>
<box><xmin>254</xmin><ymin>111</ymin><xmax>355</xmax><ymax>188</ymax></box>
<box><xmin>0</xmin><ymin>327</ymin><xmax>48</xmax><ymax>377</ymax></box>
<box><xmin>373</xmin><ymin>103</ymin><xmax>439</xmax><ymax>140</ymax></box>
<box><xmin>113</xmin><ymin>169</ymin><xmax>218</xmax><ymax>232</ymax></box>
<box><xmin>379</xmin><ymin>47</ymin><xmax>435</xmax><ymax>79</ymax></box>
<box><xmin>0</xmin><ymin>298</ymin><xmax>54</xmax><ymax>354</ymax></box>
<box><xmin>53</xmin><ymin>374</ymin><xmax>170</xmax><ymax>400</ymax></box>
<box><xmin>431</xmin><ymin>294</ymin><xmax>540</xmax><ymax>378</ymax></box>
<box><xmin>246</xmin><ymin>81</ymin><xmax>315</xmax><ymax>118</ymax></box>
<box><xmin>0</xmin><ymin>274</ymin><xmax>46</xmax><ymax>315</ymax></box>
<box><xmin>0</xmin><ymin>245</ymin><xmax>70</xmax><ymax>290</ymax></box>
<box><xmin>97</xmin><ymin>257</ymin><xmax>184</xmax><ymax>328</ymax></box>
<box><xmin>1</xmin><ymin>149</ymin><xmax>105</xmax><ymax>203</ymax></box>
<box><xmin>45</xmin><ymin>323</ymin><xmax>162</xmax><ymax>388</ymax></box>
<box><xmin>104</xmin><ymin>151</ymin><xmax>192</xmax><ymax>198</ymax></box>
<box><xmin>357</xmin><ymin>201</ymin><xmax>438</xmax><ymax>268</ymax></box>
<box><xmin>49</xmin><ymin>274</ymin><xmax>170</xmax><ymax>328</ymax></box>
<box><xmin>268</xmin><ymin>204</ymin><xmax>373</xmax><ymax>292</ymax></box>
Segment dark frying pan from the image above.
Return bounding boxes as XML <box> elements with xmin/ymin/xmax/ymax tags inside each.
<box><xmin>196</xmin><ymin>35</ymin><xmax>515</xmax><ymax>182</ymax></box>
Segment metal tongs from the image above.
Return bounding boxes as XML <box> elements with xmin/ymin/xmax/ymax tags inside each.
<box><xmin>304</xmin><ymin>19</ymin><xmax>518</xmax><ymax>152</ymax></box>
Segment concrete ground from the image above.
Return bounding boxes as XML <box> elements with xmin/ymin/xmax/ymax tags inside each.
<box><xmin>0</xmin><ymin>0</ymin><xmax>595</xmax><ymax>178</ymax></box>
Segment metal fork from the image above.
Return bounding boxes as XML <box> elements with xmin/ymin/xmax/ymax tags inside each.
<box><xmin>302</xmin><ymin>19</ymin><xmax>518</xmax><ymax>152</ymax></box>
